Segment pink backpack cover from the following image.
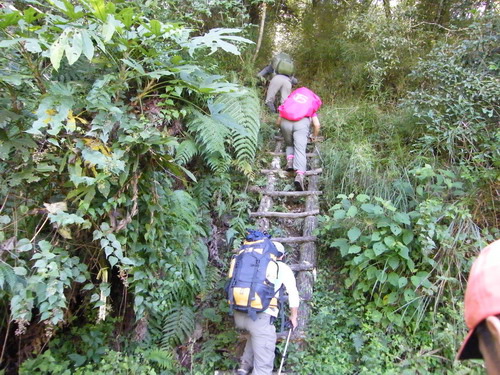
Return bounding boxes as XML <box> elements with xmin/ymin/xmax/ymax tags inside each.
<box><xmin>278</xmin><ymin>87</ymin><xmax>322</xmax><ymax>121</ymax></box>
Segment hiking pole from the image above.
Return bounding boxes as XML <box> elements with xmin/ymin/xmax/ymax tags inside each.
<box><xmin>277</xmin><ymin>328</ymin><xmax>292</xmax><ymax>375</ymax></box>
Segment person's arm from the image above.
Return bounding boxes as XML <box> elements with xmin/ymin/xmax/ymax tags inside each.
<box><xmin>281</xmin><ymin>265</ymin><xmax>300</xmax><ymax>329</ymax></box>
<box><xmin>310</xmin><ymin>115</ymin><xmax>321</xmax><ymax>140</ymax></box>
<box><xmin>257</xmin><ymin>64</ymin><xmax>273</xmax><ymax>78</ymax></box>
<box><xmin>289</xmin><ymin>307</ymin><xmax>298</xmax><ymax>329</ymax></box>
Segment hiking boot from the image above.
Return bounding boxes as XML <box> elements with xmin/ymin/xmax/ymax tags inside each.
<box><xmin>294</xmin><ymin>174</ymin><xmax>305</xmax><ymax>191</ymax></box>
<box><xmin>286</xmin><ymin>158</ymin><xmax>294</xmax><ymax>171</ymax></box>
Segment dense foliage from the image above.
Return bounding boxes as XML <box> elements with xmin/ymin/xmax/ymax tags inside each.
<box><xmin>0</xmin><ymin>0</ymin><xmax>498</xmax><ymax>374</ymax></box>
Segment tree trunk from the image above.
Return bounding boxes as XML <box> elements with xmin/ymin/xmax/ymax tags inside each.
<box><xmin>383</xmin><ymin>0</ymin><xmax>391</xmax><ymax>19</ymax></box>
<box><xmin>252</xmin><ymin>2</ymin><xmax>267</xmax><ymax>63</ymax></box>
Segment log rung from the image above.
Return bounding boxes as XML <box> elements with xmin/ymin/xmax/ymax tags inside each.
<box><xmin>288</xmin><ymin>262</ymin><xmax>315</xmax><ymax>272</ymax></box>
<box><xmin>250</xmin><ymin>210</ymin><xmax>320</xmax><ymax>218</ymax></box>
<box><xmin>272</xmin><ymin>236</ymin><xmax>317</xmax><ymax>243</ymax></box>
<box><xmin>249</xmin><ymin>187</ymin><xmax>323</xmax><ymax>197</ymax></box>
<box><xmin>268</xmin><ymin>152</ymin><xmax>317</xmax><ymax>157</ymax></box>
<box><xmin>260</xmin><ymin>168</ymin><xmax>322</xmax><ymax>176</ymax></box>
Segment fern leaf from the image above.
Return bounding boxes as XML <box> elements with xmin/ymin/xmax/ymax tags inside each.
<box><xmin>175</xmin><ymin>138</ymin><xmax>199</xmax><ymax>166</ymax></box>
<box><xmin>160</xmin><ymin>305</ymin><xmax>195</xmax><ymax>348</ymax></box>
<box><xmin>214</xmin><ymin>89</ymin><xmax>260</xmax><ymax>164</ymax></box>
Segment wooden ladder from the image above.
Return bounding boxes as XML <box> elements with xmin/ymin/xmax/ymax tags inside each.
<box><xmin>249</xmin><ymin>137</ymin><xmax>322</xmax><ymax>334</ymax></box>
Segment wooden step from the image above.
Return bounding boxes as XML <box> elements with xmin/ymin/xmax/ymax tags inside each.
<box><xmin>250</xmin><ymin>209</ymin><xmax>319</xmax><ymax>218</ymax></box>
<box><xmin>288</xmin><ymin>261</ymin><xmax>315</xmax><ymax>272</ymax></box>
<box><xmin>272</xmin><ymin>236</ymin><xmax>317</xmax><ymax>243</ymax></box>
<box><xmin>249</xmin><ymin>187</ymin><xmax>322</xmax><ymax>197</ymax></box>
<box><xmin>260</xmin><ymin>168</ymin><xmax>322</xmax><ymax>176</ymax></box>
<box><xmin>268</xmin><ymin>151</ymin><xmax>316</xmax><ymax>157</ymax></box>
<box><xmin>274</xmin><ymin>135</ymin><xmax>325</xmax><ymax>142</ymax></box>
<box><xmin>214</xmin><ymin>372</ymin><xmax>295</xmax><ymax>375</ymax></box>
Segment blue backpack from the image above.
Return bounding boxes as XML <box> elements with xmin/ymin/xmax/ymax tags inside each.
<box><xmin>226</xmin><ymin>230</ymin><xmax>281</xmax><ymax>320</ymax></box>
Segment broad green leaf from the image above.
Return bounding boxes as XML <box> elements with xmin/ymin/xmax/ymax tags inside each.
<box><xmin>398</xmin><ymin>245</ymin><xmax>410</xmax><ymax>260</ymax></box>
<box><xmin>366</xmin><ymin>266</ymin><xmax>378</xmax><ymax>280</ymax></box>
<box><xmin>404</xmin><ymin>289</ymin><xmax>416</xmax><ymax>302</ymax></box>
<box><xmin>371</xmin><ymin>232</ymin><xmax>381</xmax><ymax>241</ymax></box>
<box><xmin>383</xmin><ymin>236</ymin><xmax>396</xmax><ymax>248</ymax></box>
<box><xmin>352</xmin><ymin>253</ymin><xmax>366</xmax><ymax>265</ymax></box>
<box><xmin>398</xmin><ymin>277</ymin><xmax>408</xmax><ymax>288</ymax></box>
<box><xmin>388</xmin><ymin>272</ymin><xmax>399</xmax><ymax>287</ymax></box>
<box><xmin>356</xmin><ymin>194</ymin><xmax>370</xmax><ymax>202</ymax></box>
<box><xmin>377</xmin><ymin>270</ymin><xmax>387</xmax><ymax>282</ymax></box>
<box><xmin>364</xmin><ymin>248</ymin><xmax>376</xmax><ymax>260</ymax></box>
<box><xmin>81</xmin><ymin>30</ymin><xmax>95</xmax><ymax>60</ymax></box>
<box><xmin>65</xmin><ymin>30</ymin><xmax>83</xmax><ymax>65</ymax></box>
<box><xmin>390</xmin><ymin>224</ymin><xmax>402</xmax><ymax>236</ymax></box>
<box><xmin>388</xmin><ymin>256</ymin><xmax>400</xmax><ymax>270</ymax></box>
<box><xmin>104</xmin><ymin>246</ymin><xmax>114</xmax><ymax>258</ymax></box>
<box><xmin>50</xmin><ymin>30</ymin><xmax>70</xmax><ymax>70</ymax></box>
<box><xmin>24</xmin><ymin>39</ymin><xmax>42</xmax><ymax>53</ymax></box>
<box><xmin>13</xmin><ymin>267</ymin><xmax>27</xmax><ymax>276</ymax></box>
<box><xmin>393</xmin><ymin>212</ymin><xmax>411</xmax><ymax>225</ymax></box>
<box><xmin>411</xmin><ymin>275</ymin><xmax>423</xmax><ymax>287</ymax></box>
<box><xmin>402</xmin><ymin>230</ymin><xmax>414</xmax><ymax>245</ymax></box>
<box><xmin>383</xmin><ymin>292</ymin><xmax>398</xmax><ymax>305</ymax></box>
<box><xmin>102</xmin><ymin>14</ymin><xmax>118</xmax><ymax>42</ymax></box>
<box><xmin>16</xmin><ymin>238</ymin><xmax>32</xmax><ymax>252</ymax></box>
<box><xmin>108</xmin><ymin>255</ymin><xmax>118</xmax><ymax>268</ymax></box>
<box><xmin>348</xmin><ymin>245</ymin><xmax>362</xmax><ymax>254</ymax></box>
<box><xmin>333</xmin><ymin>209</ymin><xmax>346</xmax><ymax>220</ymax></box>
<box><xmin>97</xmin><ymin>180</ymin><xmax>110</xmax><ymax>198</ymax></box>
<box><xmin>347</xmin><ymin>227</ymin><xmax>361</xmax><ymax>242</ymax></box>
<box><xmin>0</xmin><ymin>215</ymin><xmax>11</xmax><ymax>225</ymax></box>
<box><xmin>331</xmin><ymin>238</ymin><xmax>349</xmax><ymax>256</ymax></box>
<box><xmin>361</xmin><ymin>203</ymin><xmax>374</xmax><ymax>213</ymax></box>
<box><xmin>68</xmin><ymin>354</ymin><xmax>87</xmax><ymax>366</ymax></box>
<box><xmin>373</xmin><ymin>241</ymin><xmax>387</xmax><ymax>256</ymax></box>
<box><xmin>346</xmin><ymin>205</ymin><xmax>358</xmax><ymax>218</ymax></box>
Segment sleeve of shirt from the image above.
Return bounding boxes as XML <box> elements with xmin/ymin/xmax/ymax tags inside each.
<box><xmin>257</xmin><ymin>64</ymin><xmax>273</xmax><ymax>77</ymax></box>
<box><xmin>280</xmin><ymin>264</ymin><xmax>300</xmax><ymax>308</ymax></box>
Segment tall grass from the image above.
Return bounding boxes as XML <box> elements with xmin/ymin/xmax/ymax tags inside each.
<box><xmin>317</xmin><ymin>102</ymin><xmax>421</xmax><ymax>210</ymax></box>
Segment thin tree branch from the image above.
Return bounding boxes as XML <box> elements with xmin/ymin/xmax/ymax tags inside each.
<box><xmin>252</xmin><ymin>2</ymin><xmax>267</xmax><ymax>63</ymax></box>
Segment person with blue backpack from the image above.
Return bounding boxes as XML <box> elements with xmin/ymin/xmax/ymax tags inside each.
<box><xmin>226</xmin><ymin>231</ymin><xmax>299</xmax><ymax>375</ymax></box>
<box><xmin>257</xmin><ymin>52</ymin><xmax>298</xmax><ymax>113</ymax></box>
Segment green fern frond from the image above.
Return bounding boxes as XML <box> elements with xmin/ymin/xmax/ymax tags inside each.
<box><xmin>185</xmin><ymin>88</ymin><xmax>260</xmax><ymax>175</ymax></box>
<box><xmin>185</xmin><ymin>109</ymin><xmax>231</xmax><ymax>172</ymax></box>
<box><xmin>160</xmin><ymin>305</ymin><xmax>195</xmax><ymax>348</ymax></box>
<box><xmin>175</xmin><ymin>138</ymin><xmax>199</xmax><ymax>166</ymax></box>
<box><xmin>143</xmin><ymin>348</ymin><xmax>177</xmax><ymax>370</ymax></box>
<box><xmin>206</xmin><ymin>153</ymin><xmax>231</xmax><ymax>173</ymax></box>
<box><xmin>214</xmin><ymin>89</ymin><xmax>260</xmax><ymax>163</ymax></box>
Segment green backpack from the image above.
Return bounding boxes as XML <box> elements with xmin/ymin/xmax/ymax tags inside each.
<box><xmin>271</xmin><ymin>52</ymin><xmax>294</xmax><ymax>76</ymax></box>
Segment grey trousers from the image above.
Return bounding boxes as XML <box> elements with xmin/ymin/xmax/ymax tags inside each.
<box><xmin>266</xmin><ymin>74</ymin><xmax>292</xmax><ymax>108</ymax></box>
<box><xmin>280</xmin><ymin>117</ymin><xmax>311</xmax><ymax>173</ymax></box>
<box><xmin>234</xmin><ymin>311</ymin><xmax>276</xmax><ymax>375</ymax></box>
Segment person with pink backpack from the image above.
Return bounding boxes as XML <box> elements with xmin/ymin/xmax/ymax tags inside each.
<box><xmin>277</xmin><ymin>87</ymin><xmax>322</xmax><ymax>191</ymax></box>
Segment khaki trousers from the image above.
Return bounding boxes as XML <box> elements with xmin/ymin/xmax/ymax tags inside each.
<box><xmin>266</xmin><ymin>74</ymin><xmax>292</xmax><ymax>107</ymax></box>
<box><xmin>280</xmin><ymin>117</ymin><xmax>311</xmax><ymax>173</ymax></box>
<box><xmin>234</xmin><ymin>311</ymin><xmax>276</xmax><ymax>375</ymax></box>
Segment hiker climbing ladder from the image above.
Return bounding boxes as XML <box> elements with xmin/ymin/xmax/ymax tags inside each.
<box><xmin>249</xmin><ymin>136</ymin><xmax>322</xmax><ymax>333</ymax></box>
